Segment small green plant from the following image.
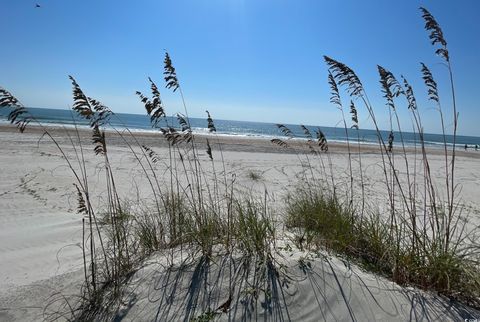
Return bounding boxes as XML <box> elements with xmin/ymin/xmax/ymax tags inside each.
<box><xmin>246</xmin><ymin>170</ymin><xmax>262</xmax><ymax>181</ymax></box>
<box><xmin>190</xmin><ymin>309</ymin><xmax>220</xmax><ymax>322</ymax></box>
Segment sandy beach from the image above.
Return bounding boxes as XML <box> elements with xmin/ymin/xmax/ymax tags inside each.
<box><xmin>1</xmin><ymin>123</ymin><xmax>480</xmax><ymax>321</ymax></box>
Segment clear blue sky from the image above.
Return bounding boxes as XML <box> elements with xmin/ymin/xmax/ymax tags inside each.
<box><xmin>1</xmin><ymin>1</ymin><xmax>479</xmax><ymax>136</ymax></box>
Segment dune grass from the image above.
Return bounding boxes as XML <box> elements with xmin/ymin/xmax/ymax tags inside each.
<box><xmin>0</xmin><ymin>6</ymin><xmax>479</xmax><ymax>319</ymax></box>
<box><xmin>286</xmin><ymin>187</ymin><xmax>480</xmax><ymax>306</ymax></box>
<box><xmin>279</xmin><ymin>6</ymin><xmax>480</xmax><ymax>308</ymax></box>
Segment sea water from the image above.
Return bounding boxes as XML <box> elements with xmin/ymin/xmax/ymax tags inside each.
<box><xmin>1</xmin><ymin>107</ymin><xmax>479</xmax><ymax>149</ymax></box>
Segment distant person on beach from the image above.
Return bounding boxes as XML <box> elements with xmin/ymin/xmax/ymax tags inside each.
<box><xmin>476</xmin><ymin>144</ymin><xmax>478</xmax><ymax>151</ymax></box>
<box><xmin>464</xmin><ymin>144</ymin><xmax>468</xmax><ymax>150</ymax></box>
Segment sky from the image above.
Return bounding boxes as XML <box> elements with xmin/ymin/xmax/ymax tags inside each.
<box><xmin>1</xmin><ymin>0</ymin><xmax>479</xmax><ymax>136</ymax></box>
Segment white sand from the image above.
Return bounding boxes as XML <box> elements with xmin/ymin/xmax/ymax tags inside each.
<box><xmin>1</xmin><ymin>125</ymin><xmax>479</xmax><ymax>321</ymax></box>
<box><xmin>110</xmin><ymin>247</ymin><xmax>477</xmax><ymax>321</ymax></box>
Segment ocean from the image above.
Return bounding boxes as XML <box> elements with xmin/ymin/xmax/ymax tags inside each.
<box><xmin>1</xmin><ymin>107</ymin><xmax>479</xmax><ymax>149</ymax></box>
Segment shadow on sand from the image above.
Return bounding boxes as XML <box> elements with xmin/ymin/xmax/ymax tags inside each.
<box><xmin>111</xmin><ymin>250</ymin><xmax>479</xmax><ymax>322</ymax></box>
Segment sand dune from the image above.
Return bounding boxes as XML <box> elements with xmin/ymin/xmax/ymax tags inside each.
<box><xmin>108</xmin><ymin>248</ymin><xmax>477</xmax><ymax>321</ymax></box>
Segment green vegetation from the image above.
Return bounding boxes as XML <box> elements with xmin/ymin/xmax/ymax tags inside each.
<box><xmin>246</xmin><ymin>170</ymin><xmax>263</xmax><ymax>181</ymax></box>
<box><xmin>286</xmin><ymin>187</ymin><xmax>480</xmax><ymax>305</ymax></box>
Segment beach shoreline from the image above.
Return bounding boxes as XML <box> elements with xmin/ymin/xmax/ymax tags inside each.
<box><xmin>2</xmin><ymin>123</ymin><xmax>479</xmax><ymax>158</ymax></box>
